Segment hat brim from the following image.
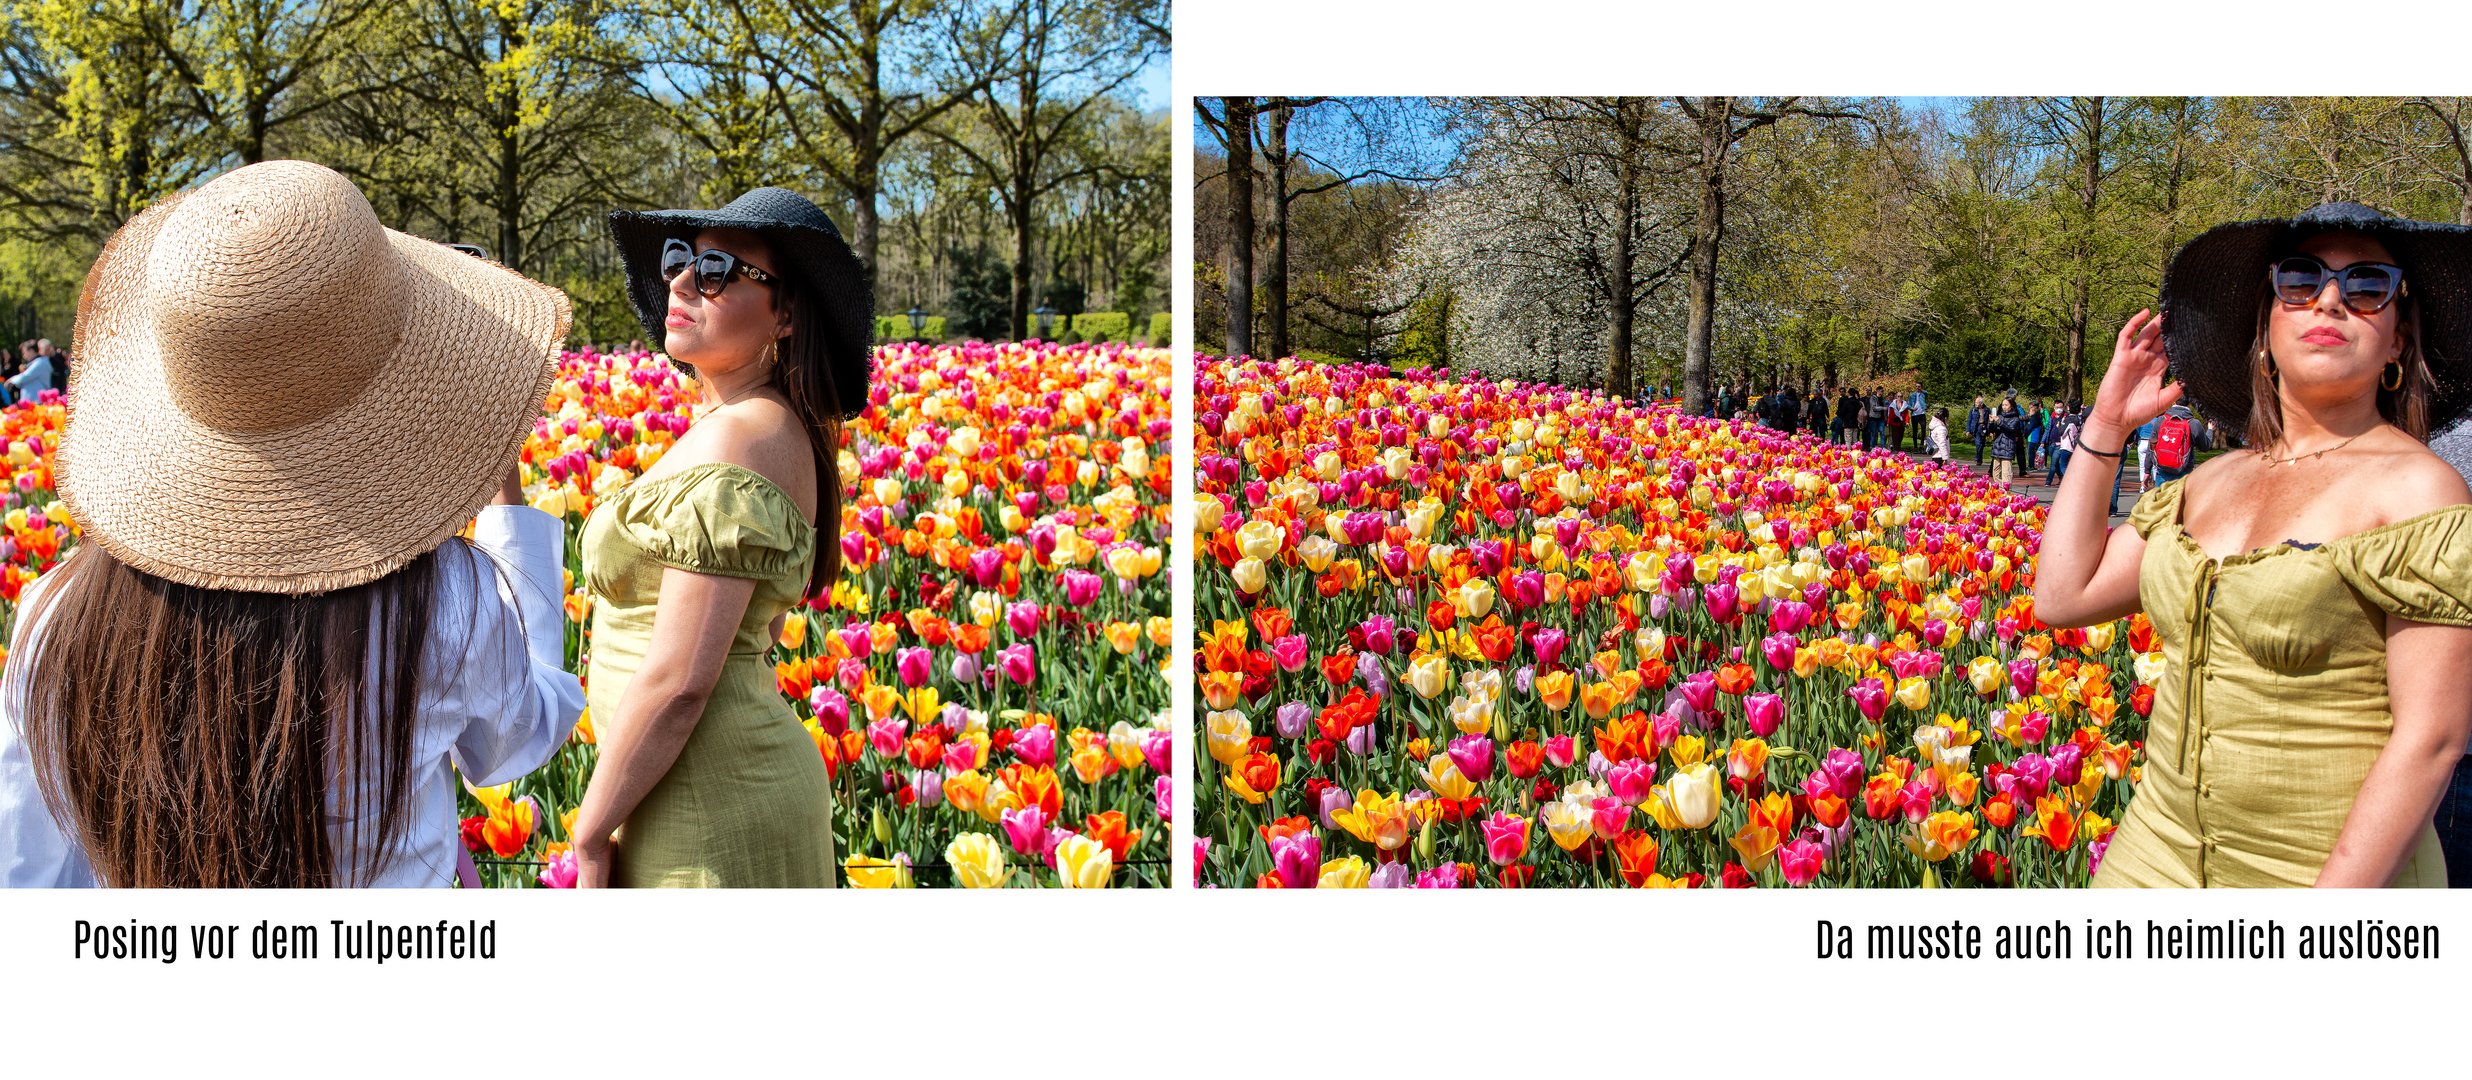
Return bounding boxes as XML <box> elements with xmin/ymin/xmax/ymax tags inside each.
<box><xmin>57</xmin><ymin>194</ymin><xmax>569</xmax><ymax>595</ymax></box>
<box><xmin>607</xmin><ymin>206</ymin><xmax>874</xmax><ymax>419</ymax></box>
<box><xmin>2162</xmin><ymin>212</ymin><xmax>2472</xmax><ymax>435</ymax></box>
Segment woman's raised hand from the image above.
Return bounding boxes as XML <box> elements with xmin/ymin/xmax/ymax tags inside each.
<box><xmin>2089</xmin><ymin>309</ymin><xmax>2180</xmax><ymax>435</ymax></box>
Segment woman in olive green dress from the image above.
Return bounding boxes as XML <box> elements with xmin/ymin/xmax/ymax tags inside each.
<box><xmin>570</xmin><ymin>189</ymin><xmax>873</xmax><ymax>887</ymax></box>
<box><xmin>2036</xmin><ymin>203</ymin><xmax>2472</xmax><ymax>887</ymax></box>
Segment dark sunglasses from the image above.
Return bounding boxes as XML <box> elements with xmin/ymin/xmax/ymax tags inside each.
<box><xmin>2270</xmin><ymin>254</ymin><xmax>2406</xmax><ymax>315</ymax></box>
<box><xmin>661</xmin><ymin>238</ymin><xmax>781</xmax><ymax>298</ymax></box>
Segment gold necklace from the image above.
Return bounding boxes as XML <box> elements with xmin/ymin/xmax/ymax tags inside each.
<box><xmin>2260</xmin><ymin>433</ymin><xmax>2363</xmax><ymax>467</ymax></box>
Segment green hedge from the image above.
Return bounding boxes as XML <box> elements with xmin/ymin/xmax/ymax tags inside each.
<box><xmin>1066</xmin><ymin>312</ymin><xmax>1132</xmax><ymax>343</ymax></box>
<box><xmin>874</xmin><ymin>314</ymin><xmax>948</xmax><ymax>342</ymax></box>
<box><xmin>1147</xmin><ymin>312</ymin><xmax>1171</xmax><ymax>347</ymax></box>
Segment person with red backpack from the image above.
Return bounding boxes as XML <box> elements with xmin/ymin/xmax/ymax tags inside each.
<box><xmin>2150</xmin><ymin>403</ymin><xmax>2209</xmax><ymax>484</ymax></box>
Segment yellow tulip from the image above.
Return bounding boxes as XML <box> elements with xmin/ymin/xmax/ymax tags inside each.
<box><xmin>1668</xmin><ymin>733</ymin><xmax>1706</xmax><ymax>769</ymax></box>
<box><xmin>1539</xmin><ymin>797</ymin><xmax>1595</xmax><ymax>851</ymax></box>
<box><xmin>1663</xmin><ymin>763</ymin><xmax>1721</xmax><ymax>829</ymax></box>
<box><xmin>1231</xmin><ymin>557</ymin><xmax>1268</xmax><ymax>594</ymax></box>
<box><xmin>1235</xmin><ymin>519</ymin><xmax>1285</xmax><ymax>560</ymax></box>
<box><xmin>1967</xmin><ymin>655</ymin><xmax>2004</xmax><ymax>696</ymax></box>
<box><xmin>2133</xmin><ymin>651</ymin><xmax>2166</xmax><ymax>685</ymax></box>
<box><xmin>1054</xmin><ymin>834</ymin><xmax>1114</xmax><ymax>888</ymax></box>
<box><xmin>1331</xmin><ymin>791</ymin><xmax>1414</xmax><ymax>850</ymax></box>
<box><xmin>946</xmin><ymin>833</ymin><xmax>1008</xmax><ymax>888</ymax></box>
<box><xmin>1455</xmin><ymin>578</ymin><xmax>1496</xmax><ymax>619</ymax></box>
<box><xmin>1894</xmin><ymin>676</ymin><xmax>1931</xmax><ymax>712</ymax></box>
<box><xmin>844</xmin><ymin>855</ymin><xmax>915</xmax><ymax>888</ymax></box>
<box><xmin>2084</xmin><ymin>621</ymin><xmax>2117</xmax><ymax>653</ymax></box>
<box><xmin>1419</xmin><ymin>754</ymin><xmax>1477</xmax><ymax>800</ymax></box>
<box><xmin>1447</xmin><ymin>692</ymin><xmax>1496</xmax><ymax>736</ymax></box>
<box><xmin>1298</xmin><ymin>535</ymin><xmax>1338</xmax><ymax>572</ymax></box>
<box><xmin>1204</xmin><ymin>710</ymin><xmax>1251</xmax><ymax>766</ymax></box>
<box><xmin>1317</xmin><ymin>856</ymin><xmax>1370</xmax><ymax>888</ymax></box>
<box><xmin>1407</xmin><ymin>653</ymin><xmax>1451</xmax><ymax>700</ymax></box>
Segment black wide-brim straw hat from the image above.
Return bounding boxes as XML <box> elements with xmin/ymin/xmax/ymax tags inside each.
<box><xmin>2161</xmin><ymin>200</ymin><xmax>2472</xmax><ymax>436</ymax></box>
<box><xmin>608</xmin><ymin>187</ymin><xmax>873</xmax><ymax>418</ymax></box>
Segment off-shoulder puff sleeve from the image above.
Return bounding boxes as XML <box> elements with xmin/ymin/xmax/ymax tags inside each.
<box><xmin>609</xmin><ymin>463</ymin><xmax>815</xmax><ymax>580</ymax></box>
<box><xmin>2331</xmin><ymin>505</ymin><xmax>2472</xmax><ymax>626</ymax></box>
<box><xmin>2125</xmin><ymin>477</ymin><xmax>2185</xmax><ymax>540</ymax></box>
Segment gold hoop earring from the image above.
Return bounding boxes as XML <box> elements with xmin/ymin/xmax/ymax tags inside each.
<box><xmin>2266</xmin><ymin>355</ymin><xmax>2279</xmax><ymax>381</ymax></box>
<box><xmin>2383</xmin><ymin>358</ymin><xmax>2403</xmax><ymax>391</ymax></box>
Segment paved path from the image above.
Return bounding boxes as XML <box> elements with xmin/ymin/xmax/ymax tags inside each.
<box><xmin>1946</xmin><ymin>452</ymin><xmax>2139</xmax><ymax>526</ymax></box>
<box><xmin>1852</xmin><ymin>440</ymin><xmax>2138</xmax><ymax>526</ymax></box>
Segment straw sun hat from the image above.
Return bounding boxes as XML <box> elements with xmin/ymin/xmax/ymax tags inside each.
<box><xmin>58</xmin><ymin>159</ymin><xmax>571</xmax><ymax>595</ymax></box>
<box><xmin>2162</xmin><ymin>200</ymin><xmax>2472</xmax><ymax>436</ymax></box>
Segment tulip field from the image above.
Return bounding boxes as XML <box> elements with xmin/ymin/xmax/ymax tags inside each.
<box><xmin>0</xmin><ymin>341</ymin><xmax>1175</xmax><ymax>888</ymax></box>
<box><xmin>1195</xmin><ymin>357</ymin><xmax>2148</xmax><ymax>888</ymax></box>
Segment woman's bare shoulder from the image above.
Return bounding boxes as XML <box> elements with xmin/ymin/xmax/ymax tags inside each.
<box><xmin>2368</xmin><ymin>438</ymin><xmax>2472</xmax><ymax>521</ymax></box>
<box><xmin>653</xmin><ymin>398</ymin><xmax>817</xmax><ymax>517</ymax></box>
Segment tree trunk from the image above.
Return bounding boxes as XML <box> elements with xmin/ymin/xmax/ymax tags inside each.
<box><xmin>1011</xmin><ymin>172</ymin><xmax>1035</xmax><ymax>339</ymax></box>
<box><xmin>1266</xmin><ymin>103</ymin><xmax>1291</xmax><ymax>360</ymax></box>
<box><xmin>1222</xmin><ymin>96</ymin><xmax>1256</xmax><ymax>358</ymax></box>
<box><xmin>1605</xmin><ymin>119</ymin><xmax>1639</xmax><ymax>397</ymax></box>
<box><xmin>2063</xmin><ymin>97</ymin><xmax>2105</xmax><ymax>409</ymax></box>
<box><xmin>851</xmin><ymin>145</ymin><xmax>882</xmax><ymax>287</ymax></box>
<box><xmin>1681</xmin><ymin>99</ymin><xmax>1731</xmax><ymax>417</ymax></box>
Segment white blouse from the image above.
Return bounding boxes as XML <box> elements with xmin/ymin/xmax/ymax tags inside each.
<box><xmin>0</xmin><ymin>505</ymin><xmax>584</xmax><ymax>887</ymax></box>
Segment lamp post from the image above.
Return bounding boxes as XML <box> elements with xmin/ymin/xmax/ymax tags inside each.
<box><xmin>905</xmin><ymin>305</ymin><xmax>929</xmax><ymax>343</ymax></box>
<box><xmin>1034</xmin><ymin>303</ymin><xmax>1057</xmax><ymax>341</ymax></box>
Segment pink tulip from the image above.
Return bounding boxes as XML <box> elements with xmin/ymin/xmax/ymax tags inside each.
<box><xmin>835</xmin><ymin>623</ymin><xmax>874</xmax><ymax>658</ymax></box>
<box><xmin>1011</xmin><ymin>722</ymin><xmax>1055</xmax><ymax>767</ymax></box>
<box><xmin>810</xmin><ymin>688</ymin><xmax>850</xmax><ymax>737</ymax></box>
<box><xmin>1768</xmin><ymin>599</ymin><xmax>1813</xmax><ymax>635</ymax></box>
<box><xmin>1544</xmin><ymin>735</ymin><xmax>1576</xmax><ymax>768</ymax></box>
<box><xmin>1479</xmin><ymin>811</ymin><xmax>1530</xmax><ymax>866</ymax></box>
<box><xmin>1358</xmin><ymin>614</ymin><xmax>1397</xmax><ymax>655</ymax></box>
<box><xmin>999</xmin><ymin>642</ymin><xmax>1037</xmax><ymax>686</ymax></box>
<box><xmin>867</xmin><ymin>717</ymin><xmax>907</xmax><ymax>758</ymax></box>
<box><xmin>1447</xmin><ymin>734</ymin><xmax>1494</xmax><ymax>783</ymax></box>
<box><xmin>2008</xmin><ymin>657</ymin><xmax>2037</xmax><ymax>698</ymax></box>
<box><xmin>1061</xmin><ymin>569</ymin><xmax>1102</xmax><ymax>607</ymax></box>
<box><xmin>1847</xmin><ymin>678</ymin><xmax>1887</xmax><ymax>722</ymax></box>
<box><xmin>1759</xmin><ymin>632</ymin><xmax>1798</xmax><ymax>673</ymax></box>
<box><xmin>1000</xmin><ymin>806</ymin><xmax>1052</xmax><ymax>857</ymax></box>
<box><xmin>896</xmin><ymin>646</ymin><xmax>933</xmax><ymax>688</ymax></box>
<box><xmin>1705</xmin><ymin>582</ymin><xmax>1739</xmax><ymax>623</ymax></box>
<box><xmin>1679</xmin><ymin>670</ymin><xmax>1717</xmax><ymax>716</ymax></box>
<box><xmin>1531</xmin><ymin>626</ymin><xmax>1568</xmax><ymax>669</ymax></box>
<box><xmin>1006</xmin><ymin>601</ymin><xmax>1043</xmax><ymax>637</ymax></box>
<box><xmin>1607</xmin><ymin>757</ymin><xmax>1657</xmax><ymax>806</ymax></box>
<box><xmin>943</xmin><ymin>740</ymin><xmax>980</xmax><ymax>773</ymax></box>
<box><xmin>1141</xmin><ymin>729</ymin><xmax>1174</xmax><ymax>774</ymax></box>
<box><xmin>1156</xmin><ymin>775</ymin><xmax>1172</xmax><ymax>821</ymax></box>
<box><xmin>1271</xmin><ymin>833</ymin><xmax>1322</xmax><ymax>889</ymax></box>
<box><xmin>1780</xmin><ymin>838</ymin><xmax>1825</xmax><ymax>886</ymax></box>
<box><xmin>1590</xmin><ymin>796</ymin><xmax>1632</xmax><ymax>839</ymax></box>
<box><xmin>1744</xmin><ymin>692</ymin><xmax>1785</xmax><ymax>738</ymax></box>
<box><xmin>537</xmin><ymin>850</ymin><xmax>578</xmax><ymax>889</ymax></box>
<box><xmin>967</xmin><ymin>548</ymin><xmax>1004</xmax><ymax>586</ymax></box>
<box><xmin>1270</xmin><ymin>634</ymin><xmax>1310</xmax><ymax>672</ymax></box>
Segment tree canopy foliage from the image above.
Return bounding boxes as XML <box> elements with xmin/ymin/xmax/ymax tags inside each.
<box><xmin>1197</xmin><ymin>95</ymin><xmax>2472</xmax><ymax>409</ymax></box>
<box><xmin>0</xmin><ymin>0</ymin><xmax>1168</xmax><ymax>346</ymax></box>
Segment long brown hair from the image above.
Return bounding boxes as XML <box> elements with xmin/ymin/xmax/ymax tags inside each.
<box><xmin>766</xmin><ymin>274</ymin><xmax>848</xmax><ymax>597</ymax></box>
<box><xmin>2242</xmin><ymin>276</ymin><xmax>2433</xmax><ymax>448</ymax></box>
<box><xmin>17</xmin><ymin>543</ymin><xmax>442</xmax><ymax>887</ymax></box>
